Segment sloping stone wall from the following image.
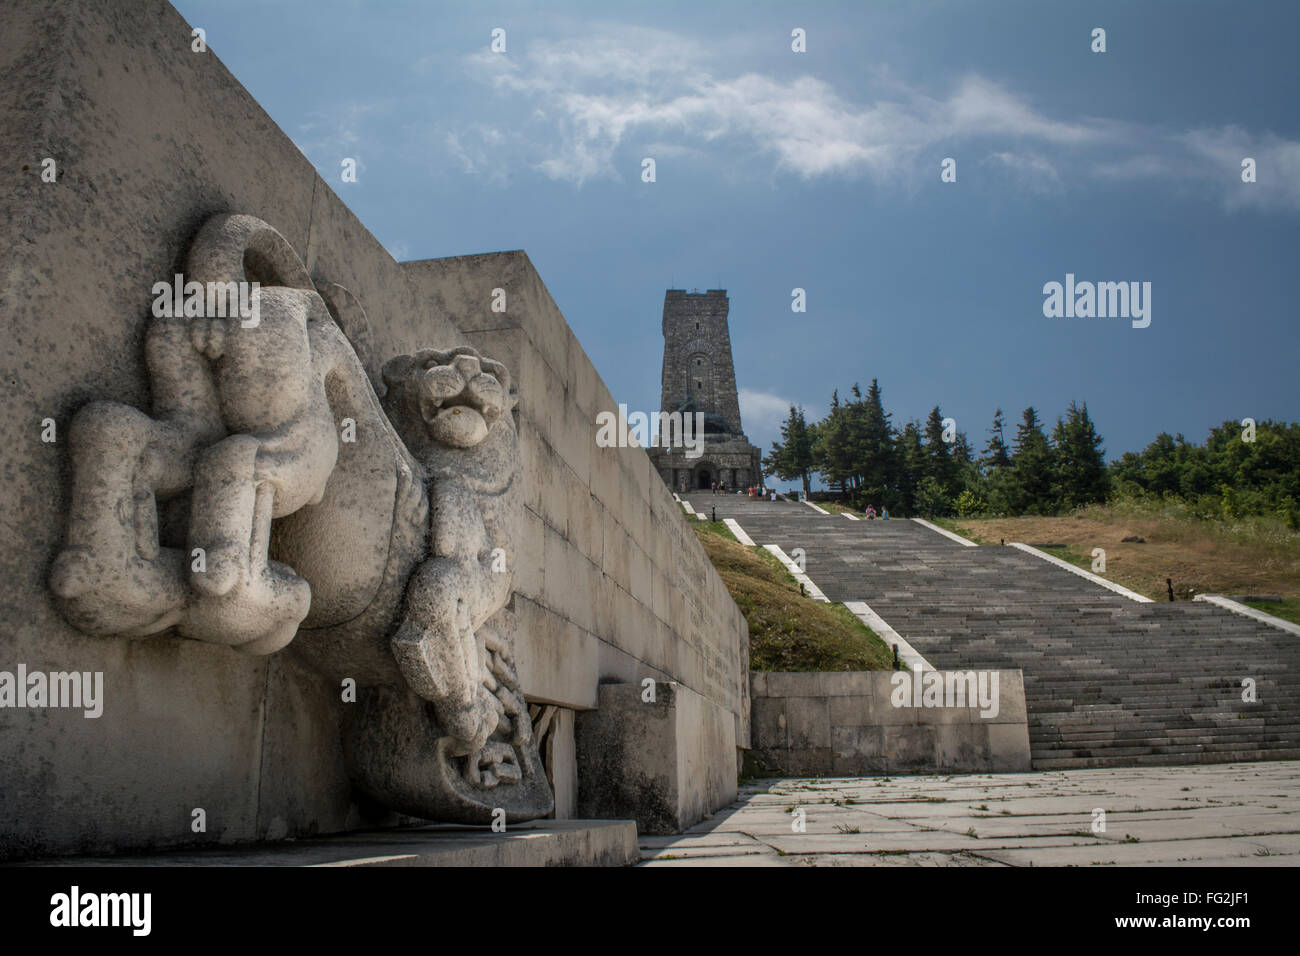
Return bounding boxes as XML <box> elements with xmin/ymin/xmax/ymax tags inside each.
<box><xmin>0</xmin><ymin>0</ymin><xmax>747</xmax><ymax>858</ymax></box>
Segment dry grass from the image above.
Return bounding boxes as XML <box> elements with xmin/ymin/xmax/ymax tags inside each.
<box><xmin>940</xmin><ymin>503</ymin><xmax>1300</xmax><ymax>604</ymax></box>
<box><xmin>691</xmin><ymin>523</ymin><xmax>896</xmax><ymax>671</ymax></box>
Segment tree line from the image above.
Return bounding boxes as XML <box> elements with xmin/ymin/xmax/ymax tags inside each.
<box><xmin>763</xmin><ymin>380</ymin><xmax>1299</xmax><ymax>525</ymax></box>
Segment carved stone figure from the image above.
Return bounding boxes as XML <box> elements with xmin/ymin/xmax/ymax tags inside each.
<box><xmin>48</xmin><ymin>213</ymin><xmax>552</xmax><ymax>823</ymax></box>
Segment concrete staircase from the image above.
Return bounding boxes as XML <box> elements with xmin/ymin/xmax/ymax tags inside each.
<box><xmin>709</xmin><ymin>498</ymin><xmax>1300</xmax><ymax>769</ymax></box>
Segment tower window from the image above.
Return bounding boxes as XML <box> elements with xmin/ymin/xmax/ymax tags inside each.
<box><xmin>695</xmin><ymin>322</ymin><xmax>699</xmax><ymax>329</ymax></box>
<box><xmin>696</xmin><ymin>381</ymin><xmax>701</xmax><ymax>389</ymax></box>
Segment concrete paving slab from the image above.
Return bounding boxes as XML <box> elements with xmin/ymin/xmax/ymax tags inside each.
<box><xmin>647</xmin><ymin>762</ymin><xmax>1300</xmax><ymax>867</ymax></box>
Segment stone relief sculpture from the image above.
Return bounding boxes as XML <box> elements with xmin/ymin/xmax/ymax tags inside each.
<box><xmin>48</xmin><ymin>213</ymin><xmax>552</xmax><ymax>823</ymax></box>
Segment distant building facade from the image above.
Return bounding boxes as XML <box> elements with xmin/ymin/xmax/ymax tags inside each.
<box><xmin>647</xmin><ymin>289</ymin><xmax>762</xmax><ymax>493</ymax></box>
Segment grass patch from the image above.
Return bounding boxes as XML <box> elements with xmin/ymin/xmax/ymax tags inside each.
<box><xmin>1244</xmin><ymin>598</ymin><xmax>1300</xmax><ymax>626</ymax></box>
<box><xmin>691</xmin><ymin>519</ymin><xmax>738</xmax><ymax>543</ymax></box>
<box><xmin>1037</xmin><ymin>543</ymin><xmax>1093</xmax><ymax>571</ymax></box>
<box><xmin>692</xmin><ymin>525</ymin><xmax>898</xmax><ymax>671</ymax></box>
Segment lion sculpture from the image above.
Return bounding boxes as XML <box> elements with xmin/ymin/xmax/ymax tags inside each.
<box><xmin>48</xmin><ymin>213</ymin><xmax>552</xmax><ymax>823</ymax></box>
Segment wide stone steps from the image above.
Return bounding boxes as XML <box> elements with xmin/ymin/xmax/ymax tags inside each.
<box><xmin>710</xmin><ymin>499</ymin><xmax>1300</xmax><ymax>770</ymax></box>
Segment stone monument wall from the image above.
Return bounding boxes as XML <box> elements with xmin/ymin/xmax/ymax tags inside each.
<box><xmin>0</xmin><ymin>0</ymin><xmax>748</xmax><ymax>859</ymax></box>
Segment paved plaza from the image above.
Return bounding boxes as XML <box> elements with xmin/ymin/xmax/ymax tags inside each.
<box><xmin>640</xmin><ymin>761</ymin><xmax>1300</xmax><ymax>866</ymax></box>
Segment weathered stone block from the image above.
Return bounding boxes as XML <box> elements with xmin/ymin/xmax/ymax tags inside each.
<box><xmin>988</xmin><ymin>723</ymin><xmax>1033</xmax><ymax>772</ymax></box>
<box><xmin>829</xmin><ymin>695</ymin><xmax>873</xmax><ymax>728</ymax></box>
<box><xmin>575</xmin><ymin>682</ymin><xmax>736</xmax><ymax>834</ymax></box>
<box><xmin>987</xmin><ymin>669</ymin><xmax>1029</xmax><ymax>724</ymax></box>
<box><xmin>545</xmin><ymin>707</ymin><xmax>578</xmax><ymax>820</ymax></box>
<box><xmin>779</xmin><ymin>747</ymin><xmax>834</xmax><ymax>777</ymax></box>
<box><xmin>883</xmin><ymin>725</ymin><xmax>937</xmax><ymax>772</ymax></box>
<box><xmin>818</xmin><ymin>672</ymin><xmax>876</xmax><ymax>697</ymax></box>
<box><xmin>515</xmin><ymin>505</ymin><xmax>545</xmax><ymax>603</ymax></box>
<box><xmin>510</xmin><ymin>596</ymin><xmax>598</xmax><ymax>710</ymax></box>
<box><xmin>830</xmin><ymin>726</ymin><xmax>886</xmax><ymax>775</ymax></box>
<box><xmin>935</xmin><ymin>724</ymin><xmax>989</xmax><ymax>770</ymax></box>
<box><xmin>762</xmin><ymin>672</ymin><xmax>821</xmax><ymax>698</ymax></box>
<box><xmin>867</xmin><ymin>689</ymin><xmax>921</xmax><ymax>726</ymax></box>
<box><xmin>785</xmin><ymin>697</ymin><xmax>831</xmax><ymax>750</ymax></box>
<box><xmin>750</xmin><ymin>696</ymin><xmax>788</xmax><ymax>749</ymax></box>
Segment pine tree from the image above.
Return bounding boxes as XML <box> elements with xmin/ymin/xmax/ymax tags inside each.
<box><xmin>845</xmin><ymin>383</ymin><xmax>868</xmax><ymax>491</ymax></box>
<box><xmin>817</xmin><ymin>389</ymin><xmax>855</xmax><ymax>493</ymax></box>
<box><xmin>859</xmin><ymin>379</ymin><xmax>896</xmax><ymax>507</ymax></box>
<box><xmin>1009</xmin><ymin>406</ymin><xmax>1054</xmax><ymax>513</ymax></box>
<box><xmin>953</xmin><ymin>431</ymin><xmax>975</xmax><ymax>464</ymax></box>
<box><xmin>763</xmin><ymin>405</ymin><xmax>815</xmax><ymax>496</ymax></box>
<box><xmin>923</xmin><ymin>406</ymin><xmax>959</xmax><ymax>501</ymax></box>
<box><xmin>1052</xmin><ymin>401</ymin><xmax>1108</xmax><ymax>509</ymax></box>
<box><xmin>896</xmin><ymin>421</ymin><xmax>925</xmax><ymax>516</ymax></box>
<box><xmin>983</xmin><ymin>408</ymin><xmax>1011</xmax><ymax>470</ymax></box>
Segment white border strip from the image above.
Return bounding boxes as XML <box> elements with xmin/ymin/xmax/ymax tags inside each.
<box><xmin>723</xmin><ymin>518</ymin><xmax>755</xmax><ymax>546</ymax></box>
<box><xmin>911</xmin><ymin>517</ymin><xmax>978</xmax><ymax>547</ymax></box>
<box><xmin>841</xmin><ymin>512</ymin><xmax>860</xmax><ymax>521</ymax></box>
<box><xmin>1008</xmin><ymin>542</ymin><xmax>1153</xmax><ymax>603</ymax></box>
<box><xmin>843</xmin><ymin>601</ymin><xmax>933</xmax><ymax>671</ymax></box>
<box><xmin>679</xmin><ymin>499</ymin><xmax>708</xmax><ymax>520</ymax></box>
<box><xmin>763</xmin><ymin>545</ymin><xmax>829</xmax><ymax>602</ymax></box>
<box><xmin>802</xmin><ymin>500</ymin><xmax>830</xmax><ymax>515</ymax></box>
<box><xmin>1194</xmin><ymin>594</ymin><xmax>1300</xmax><ymax>637</ymax></box>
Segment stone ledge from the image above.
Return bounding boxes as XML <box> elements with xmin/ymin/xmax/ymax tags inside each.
<box><xmin>13</xmin><ymin>820</ymin><xmax>639</xmax><ymax>868</ymax></box>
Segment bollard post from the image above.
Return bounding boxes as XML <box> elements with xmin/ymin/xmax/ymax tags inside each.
<box><xmin>1167</xmin><ymin>578</ymin><xmax>1175</xmax><ymax>602</ymax></box>
<box><xmin>711</xmin><ymin>506</ymin><xmax>716</xmax><ymax>523</ymax></box>
<box><xmin>892</xmin><ymin>644</ymin><xmax>900</xmax><ymax>671</ymax></box>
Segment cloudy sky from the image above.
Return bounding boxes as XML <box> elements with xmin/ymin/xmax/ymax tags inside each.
<box><xmin>175</xmin><ymin>0</ymin><xmax>1299</xmax><ymax>473</ymax></box>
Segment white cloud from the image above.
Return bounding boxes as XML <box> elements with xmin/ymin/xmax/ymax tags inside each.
<box><xmin>740</xmin><ymin>388</ymin><xmax>799</xmax><ymax>433</ymax></box>
<box><xmin>1179</xmin><ymin>125</ymin><xmax>1300</xmax><ymax>212</ymax></box>
<box><xmin>437</xmin><ymin>26</ymin><xmax>1300</xmax><ymax>213</ymax></box>
<box><xmin>451</xmin><ymin>32</ymin><xmax>1107</xmax><ymax>186</ymax></box>
<box><xmin>295</xmin><ymin>99</ymin><xmax>399</xmax><ymax>180</ymax></box>
<box><xmin>982</xmin><ymin>151</ymin><xmax>1063</xmax><ymax>193</ymax></box>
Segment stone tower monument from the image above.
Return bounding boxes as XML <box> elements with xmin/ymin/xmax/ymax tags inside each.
<box><xmin>648</xmin><ymin>289</ymin><xmax>762</xmax><ymax>493</ymax></box>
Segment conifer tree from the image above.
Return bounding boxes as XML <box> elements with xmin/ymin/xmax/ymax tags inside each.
<box><xmin>983</xmin><ymin>408</ymin><xmax>1011</xmax><ymax>470</ymax></box>
<box><xmin>923</xmin><ymin>406</ymin><xmax>959</xmax><ymax>499</ymax></box>
<box><xmin>897</xmin><ymin>421</ymin><xmax>925</xmax><ymax>516</ymax></box>
<box><xmin>1052</xmin><ymin>401</ymin><xmax>1108</xmax><ymax>508</ymax></box>
<box><xmin>763</xmin><ymin>405</ymin><xmax>815</xmax><ymax>496</ymax></box>
<box><xmin>859</xmin><ymin>379</ymin><xmax>896</xmax><ymax>506</ymax></box>
<box><xmin>1009</xmin><ymin>406</ymin><xmax>1053</xmax><ymax>513</ymax></box>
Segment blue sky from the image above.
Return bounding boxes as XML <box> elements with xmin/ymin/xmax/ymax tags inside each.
<box><xmin>175</xmin><ymin>0</ymin><xmax>1299</xmax><ymax>471</ymax></box>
